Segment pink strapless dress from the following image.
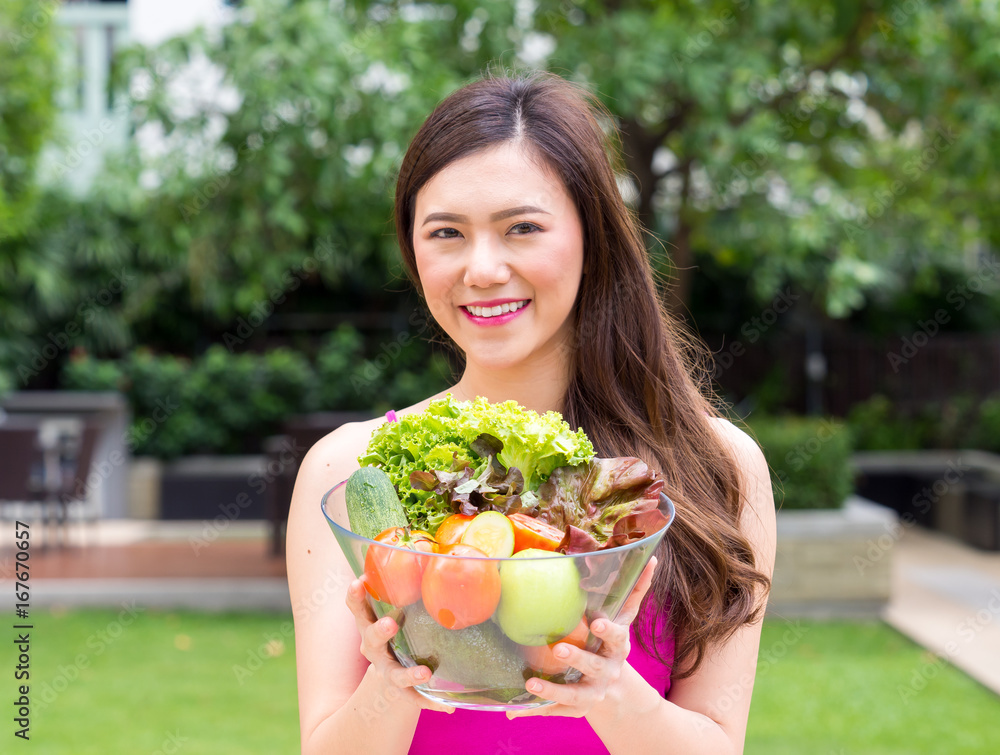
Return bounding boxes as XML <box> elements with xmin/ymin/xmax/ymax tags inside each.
<box><xmin>408</xmin><ymin>620</ymin><xmax>674</xmax><ymax>755</ymax></box>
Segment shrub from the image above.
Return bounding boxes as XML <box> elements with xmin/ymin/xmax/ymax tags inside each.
<box><xmin>747</xmin><ymin>415</ymin><xmax>853</xmax><ymax>510</ymax></box>
<box><xmin>845</xmin><ymin>395</ymin><xmax>921</xmax><ymax>451</ymax></box>
<box><xmin>846</xmin><ymin>393</ymin><xmax>999</xmax><ymax>452</ymax></box>
<box><xmin>969</xmin><ymin>395</ymin><xmax>1000</xmax><ymax>454</ymax></box>
<box><xmin>60</xmin><ymin>326</ymin><xmax>451</xmax><ymax>458</ymax></box>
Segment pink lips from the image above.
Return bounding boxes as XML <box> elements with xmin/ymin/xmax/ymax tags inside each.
<box><xmin>460</xmin><ymin>300</ymin><xmax>531</xmax><ymax>327</ymax></box>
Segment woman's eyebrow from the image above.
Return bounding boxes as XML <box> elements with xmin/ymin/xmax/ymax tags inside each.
<box><xmin>420</xmin><ymin>205</ymin><xmax>551</xmax><ymax>226</ymax></box>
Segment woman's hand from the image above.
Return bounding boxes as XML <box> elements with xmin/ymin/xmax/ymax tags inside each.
<box><xmin>345</xmin><ymin>578</ymin><xmax>456</xmax><ymax>714</ymax></box>
<box><xmin>506</xmin><ymin>556</ymin><xmax>658</xmax><ymax>720</ymax></box>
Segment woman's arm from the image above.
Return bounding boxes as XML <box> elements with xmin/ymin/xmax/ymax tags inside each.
<box><xmin>586</xmin><ymin>419</ymin><xmax>777</xmax><ymax>754</ymax></box>
<box><xmin>286</xmin><ymin>424</ymin><xmax>452</xmax><ymax>755</ymax></box>
<box><xmin>505</xmin><ymin>420</ymin><xmax>776</xmax><ymax>753</ymax></box>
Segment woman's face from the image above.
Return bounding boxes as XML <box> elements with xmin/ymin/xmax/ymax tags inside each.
<box><xmin>412</xmin><ymin>142</ymin><xmax>584</xmax><ymax>374</ymax></box>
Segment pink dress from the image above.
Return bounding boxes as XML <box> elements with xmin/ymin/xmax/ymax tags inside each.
<box><xmin>409</xmin><ymin>619</ymin><xmax>674</xmax><ymax>755</ymax></box>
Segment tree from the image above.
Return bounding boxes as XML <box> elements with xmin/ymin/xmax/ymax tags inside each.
<box><xmin>112</xmin><ymin>0</ymin><xmax>999</xmax><ymax>327</ymax></box>
<box><xmin>0</xmin><ymin>0</ymin><xmax>59</xmax><ymax>242</ymax></box>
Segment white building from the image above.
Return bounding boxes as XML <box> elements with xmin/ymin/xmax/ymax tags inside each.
<box><xmin>41</xmin><ymin>0</ymin><xmax>228</xmax><ymax>192</ymax></box>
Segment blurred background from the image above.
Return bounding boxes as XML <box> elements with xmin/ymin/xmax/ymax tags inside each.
<box><xmin>1</xmin><ymin>1</ymin><xmax>999</xmax><ymax>753</ymax></box>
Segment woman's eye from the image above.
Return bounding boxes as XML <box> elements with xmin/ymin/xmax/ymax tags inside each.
<box><xmin>509</xmin><ymin>222</ymin><xmax>540</xmax><ymax>235</ymax></box>
<box><xmin>430</xmin><ymin>227</ymin><xmax>461</xmax><ymax>239</ymax></box>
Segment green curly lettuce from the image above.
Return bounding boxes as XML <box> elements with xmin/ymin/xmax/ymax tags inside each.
<box><xmin>357</xmin><ymin>394</ymin><xmax>595</xmax><ymax>532</ymax></box>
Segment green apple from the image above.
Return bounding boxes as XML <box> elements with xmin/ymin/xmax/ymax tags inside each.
<box><xmin>496</xmin><ymin>549</ymin><xmax>587</xmax><ymax>646</ymax></box>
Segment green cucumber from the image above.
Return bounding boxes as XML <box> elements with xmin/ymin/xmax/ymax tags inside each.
<box><xmin>345</xmin><ymin>467</ymin><xmax>409</xmax><ymax>540</ymax></box>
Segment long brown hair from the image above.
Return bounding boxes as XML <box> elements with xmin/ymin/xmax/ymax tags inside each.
<box><xmin>394</xmin><ymin>70</ymin><xmax>770</xmax><ymax>679</ymax></box>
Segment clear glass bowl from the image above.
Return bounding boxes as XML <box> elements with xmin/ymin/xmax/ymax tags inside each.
<box><xmin>321</xmin><ymin>481</ymin><xmax>675</xmax><ymax>711</ymax></box>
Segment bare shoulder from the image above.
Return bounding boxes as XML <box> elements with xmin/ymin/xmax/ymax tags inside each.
<box><xmin>302</xmin><ymin>416</ymin><xmax>384</xmax><ymax>474</ymax></box>
<box><xmin>706</xmin><ymin>416</ymin><xmax>765</xmax><ymax>463</ymax></box>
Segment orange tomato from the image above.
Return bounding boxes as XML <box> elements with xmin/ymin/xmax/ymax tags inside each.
<box><xmin>520</xmin><ymin>617</ymin><xmax>591</xmax><ymax>675</ymax></box>
<box><xmin>434</xmin><ymin>513</ymin><xmax>475</xmax><ymax>545</ymax></box>
<box><xmin>508</xmin><ymin>513</ymin><xmax>564</xmax><ymax>553</ymax></box>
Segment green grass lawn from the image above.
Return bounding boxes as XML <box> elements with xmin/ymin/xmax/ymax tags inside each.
<box><xmin>1</xmin><ymin>610</ymin><xmax>998</xmax><ymax>753</ymax></box>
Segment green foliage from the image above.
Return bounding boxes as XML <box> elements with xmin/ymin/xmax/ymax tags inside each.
<box><xmin>848</xmin><ymin>393</ymin><xmax>1000</xmax><ymax>453</ymax></box>
<box><xmin>61</xmin><ymin>326</ymin><xmax>451</xmax><ymax>458</ymax></box>
<box><xmin>95</xmin><ymin>0</ymin><xmax>1000</xmax><ymax>327</ymax></box>
<box><xmin>0</xmin><ymin>0</ymin><xmax>59</xmax><ymax>241</ymax></box>
<box><xmin>0</xmin><ymin>189</ymin><xmax>139</xmax><ymax>391</ymax></box>
<box><xmin>747</xmin><ymin>415</ymin><xmax>853</xmax><ymax>509</ymax></box>
<box><xmin>5</xmin><ymin>0</ymin><xmax>1000</xmax><ymax>413</ymax></box>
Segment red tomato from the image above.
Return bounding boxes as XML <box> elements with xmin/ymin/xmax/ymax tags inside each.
<box><xmin>521</xmin><ymin>617</ymin><xmax>591</xmax><ymax>674</ymax></box>
<box><xmin>421</xmin><ymin>543</ymin><xmax>501</xmax><ymax>630</ymax></box>
<box><xmin>363</xmin><ymin>528</ymin><xmax>437</xmax><ymax>607</ymax></box>
<box><xmin>508</xmin><ymin>513</ymin><xmax>565</xmax><ymax>553</ymax></box>
<box><xmin>434</xmin><ymin>513</ymin><xmax>475</xmax><ymax>545</ymax></box>
<box><xmin>408</xmin><ymin>530</ymin><xmax>438</xmax><ymax>553</ymax></box>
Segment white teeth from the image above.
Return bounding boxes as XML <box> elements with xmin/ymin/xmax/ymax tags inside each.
<box><xmin>467</xmin><ymin>300</ymin><xmax>527</xmax><ymax>318</ymax></box>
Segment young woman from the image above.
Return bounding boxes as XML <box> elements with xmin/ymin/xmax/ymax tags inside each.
<box><xmin>287</xmin><ymin>71</ymin><xmax>776</xmax><ymax>755</ymax></box>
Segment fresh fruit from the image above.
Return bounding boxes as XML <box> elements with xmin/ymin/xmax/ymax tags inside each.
<box><xmin>422</xmin><ymin>543</ymin><xmax>502</xmax><ymax>630</ymax></box>
<box><xmin>508</xmin><ymin>512</ymin><xmax>564</xmax><ymax>552</ymax></box>
<box><xmin>434</xmin><ymin>513</ymin><xmax>475</xmax><ymax>545</ymax></box>
<box><xmin>345</xmin><ymin>467</ymin><xmax>408</xmax><ymax>540</ymax></box>
<box><xmin>496</xmin><ymin>549</ymin><xmax>587</xmax><ymax>646</ymax></box>
<box><xmin>363</xmin><ymin>527</ymin><xmax>437</xmax><ymax>607</ymax></box>
<box><xmin>520</xmin><ymin>617</ymin><xmax>590</xmax><ymax>675</ymax></box>
<box><xmin>460</xmin><ymin>511</ymin><xmax>516</xmax><ymax>558</ymax></box>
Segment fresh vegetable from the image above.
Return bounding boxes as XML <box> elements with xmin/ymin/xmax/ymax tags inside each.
<box><xmin>362</xmin><ymin>527</ymin><xmax>437</xmax><ymax>606</ymax></box>
<box><xmin>355</xmin><ymin>395</ymin><xmax>671</xmax><ymax>551</ymax></box>
<box><xmin>409</xmin><ymin>450</ymin><xmax>525</xmax><ymax>518</ymax></box>
<box><xmin>433</xmin><ymin>513</ymin><xmax>475</xmax><ymax>545</ymax></box>
<box><xmin>453</xmin><ymin>399</ymin><xmax>595</xmax><ymax>491</ymax></box>
<box><xmin>421</xmin><ymin>543</ymin><xmax>502</xmax><ymax>630</ymax></box>
<box><xmin>508</xmin><ymin>512</ymin><xmax>564</xmax><ymax>552</ymax></box>
<box><xmin>460</xmin><ymin>511</ymin><xmax>515</xmax><ymax>558</ymax></box>
<box><xmin>401</xmin><ymin>603</ymin><xmax>527</xmax><ymax>696</ymax></box>
<box><xmin>536</xmin><ymin>458</ymin><xmax>672</xmax><ymax>551</ymax></box>
<box><xmin>345</xmin><ymin>467</ymin><xmax>409</xmax><ymax>541</ymax></box>
<box><xmin>496</xmin><ymin>549</ymin><xmax>587</xmax><ymax>646</ymax></box>
<box><xmin>358</xmin><ymin>395</ymin><xmax>594</xmax><ymax>532</ymax></box>
<box><xmin>520</xmin><ymin>617</ymin><xmax>591</xmax><ymax>675</ymax></box>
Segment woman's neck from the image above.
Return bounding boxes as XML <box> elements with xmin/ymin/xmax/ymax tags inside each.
<box><xmin>448</xmin><ymin>358</ymin><xmax>572</xmax><ymax>415</ymax></box>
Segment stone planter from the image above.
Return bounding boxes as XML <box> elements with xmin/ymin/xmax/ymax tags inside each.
<box><xmin>768</xmin><ymin>496</ymin><xmax>899</xmax><ymax>618</ymax></box>
<box><xmin>853</xmin><ymin>450</ymin><xmax>1000</xmax><ymax>551</ymax></box>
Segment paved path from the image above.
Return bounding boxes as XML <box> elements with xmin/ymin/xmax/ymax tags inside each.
<box><xmin>0</xmin><ymin>520</ymin><xmax>292</xmax><ymax>611</ymax></box>
<box><xmin>883</xmin><ymin>525</ymin><xmax>1000</xmax><ymax>696</ymax></box>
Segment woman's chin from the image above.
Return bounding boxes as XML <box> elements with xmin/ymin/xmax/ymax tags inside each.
<box><xmin>460</xmin><ymin>345</ymin><xmax>532</xmax><ymax>373</ymax></box>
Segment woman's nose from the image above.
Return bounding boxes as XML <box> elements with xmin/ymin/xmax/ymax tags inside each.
<box><xmin>462</xmin><ymin>235</ymin><xmax>511</xmax><ymax>288</ymax></box>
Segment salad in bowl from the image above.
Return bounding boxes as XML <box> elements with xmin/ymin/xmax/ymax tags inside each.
<box><xmin>322</xmin><ymin>395</ymin><xmax>675</xmax><ymax>710</ymax></box>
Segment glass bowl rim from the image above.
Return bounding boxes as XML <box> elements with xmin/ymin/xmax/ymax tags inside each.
<box><xmin>321</xmin><ymin>479</ymin><xmax>675</xmax><ymax>560</ymax></box>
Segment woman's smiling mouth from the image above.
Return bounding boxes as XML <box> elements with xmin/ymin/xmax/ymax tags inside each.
<box><xmin>461</xmin><ymin>299</ymin><xmax>531</xmax><ymax>325</ymax></box>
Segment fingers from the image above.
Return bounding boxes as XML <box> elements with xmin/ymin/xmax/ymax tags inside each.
<box><xmin>343</xmin><ymin>582</ymin><xmax>456</xmax><ymax>715</ymax></box>
<box><xmin>346</xmin><ymin>578</ymin><xmax>376</xmax><ymax>621</ymax></box>
<box><xmin>511</xmin><ymin>675</ymin><xmax>586</xmax><ymax>717</ymax></box>
<box><xmin>558</xmin><ymin>618</ymin><xmax>628</xmax><ymax>674</ymax></box>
